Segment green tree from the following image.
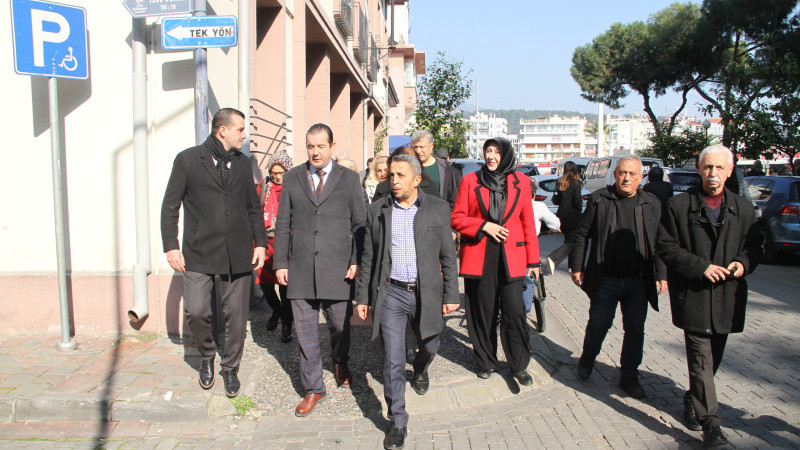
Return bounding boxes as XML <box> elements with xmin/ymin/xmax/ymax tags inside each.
<box><xmin>641</xmin><ymin>124</ymin><xmax>714</xmax><ymax>167</ymax></box>
<box><xmin>571</xmin><ymin>3</ymin><xmax>705</xmax><ymax>139</ymax></box>
<box><xmin>412</xmin><ymin>52</ymin><xmax>473</xmax><ymax>158</ymax></box>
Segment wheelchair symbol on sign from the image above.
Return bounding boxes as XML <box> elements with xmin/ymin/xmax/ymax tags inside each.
<box><xmin>58</xmin><ymin>47</ymin><xmax>77</xmax><ymax>71</ymax></box>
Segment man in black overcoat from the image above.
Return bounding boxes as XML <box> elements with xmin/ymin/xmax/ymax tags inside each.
<box><xmin>273</xmin><ymin>123</ymin><xmax>366</xmax><ymax>417</ymax></box>
<box><xmin>356</xmin><ymin>155</ymin><xmax>459</xmax><ymax>450</ymax></box>
<box><xmin>161</xmin><ymin>108</ymin><xmax>267</xmax><ymax>398</ymax></box>
<box><xmin>657</xmin><ymin>145</ymin><xmax>762</xmax><ymax>448</ymax></box>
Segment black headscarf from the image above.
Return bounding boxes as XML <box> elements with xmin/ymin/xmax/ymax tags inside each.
<box><xmin>476</xmin><ymin>137</ymin><xmax>516</xmax><ymax>222</ymax></box>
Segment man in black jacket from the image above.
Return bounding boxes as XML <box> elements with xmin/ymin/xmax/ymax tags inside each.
<box><xmin>411</xmin><ymin>130</ymin><xmax>459</xmax><ymax>209</ymax></box>
<box><xmin>356</xmin><ymin>155</ymin><xmax>459</xmax><ymax>450</ymax></box>
<box><xmin>657</xmin><ymin>145</ymin><xmax>762</xmax><ymax>448</ymax></box>
<box><xmin>161</xmin><ymin>108</ymin><xmax>267</xmax><ymax>398</ymax></box>
<box><xmin>570</xmin><ymin>156</ymin><xmax>667</xmax><ymax>399</ymax></box>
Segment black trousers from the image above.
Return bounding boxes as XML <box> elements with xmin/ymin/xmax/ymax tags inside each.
<box><xmin>546</xmin><ymin>228</ymin><xmax>576</xmax><ymax>267</ymax></box>
<box><xmin>183</xmin><ymin>271</ymin><xmax>251</xmax><ymax>371</ymax></box>
<box><xmin>684</xmin><ymin>331</ymin><xmax>728</xmax><ymax>429</ymax></box>
<box><xmin>262</xmin><ymin>283</ymin><xmax>293</xmax><ymax>325</ymax></box>
<box><xmin>464</xmin><ymin>240</ymin><xmax>530</xmax><ymax>373</ymax></box>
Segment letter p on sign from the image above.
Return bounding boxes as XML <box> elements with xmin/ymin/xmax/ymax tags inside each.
<box><xmin>31</xmin><ymin>9</ymin><xmax>70</xmax><ymax>67</ymax></box>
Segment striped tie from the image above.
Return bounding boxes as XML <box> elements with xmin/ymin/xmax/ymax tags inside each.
<box><xmin>315</xmin><ymin>169</ymin><xmax>326</xmax><ymax>199</ymax></box>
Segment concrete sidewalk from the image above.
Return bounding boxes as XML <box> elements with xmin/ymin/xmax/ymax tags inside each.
<box><xmin>0</xmin><ymin>284</ymin><xmax>557</xmax><ymax>431</ymax></box>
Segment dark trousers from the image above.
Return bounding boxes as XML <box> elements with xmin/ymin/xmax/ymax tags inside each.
<box><xmin>581</xmin><ymin>274</ymin><xmax>648</xmax><ymax>377</ymax></box>
<box><xmin>684</xmin><ymin>331</ymin><xmax>728</xmax><ymax>429</ymax></box>
<box><xmin>464</xmin><ymin>240</ymin><xmax>530</xmax><ymax>373</ymax></box>
<box><xmin>291</xmin><ymin>299</ymin><xmax>352</xmax><ymax>394</ymax></box>
<box><xmin>547</xmin><ymin>228</ymin><xmax>577</xmax><ymax>267</ymax></box>
<box><xmin>183</xmin><ymin>271</ymin><xmax>251</xmax><ymax>371</ymax></box>
<box><xmin>381</xmin><ymin>284</ymin><xmax>440</xmax><ymax>427</ymax></box>
<box><xmin>262</xmin><ymin>283</ymin><xmax>293</xmax><ymax>325</ymax></box>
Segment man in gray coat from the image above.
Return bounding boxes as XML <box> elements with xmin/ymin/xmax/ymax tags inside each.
<box><xmin>356</xmin><ymin>155</ymin><xmax>460</xmax><ymax>450</ymax></box>
<box><xmin>273</xmin><ymin>123</ymin><xmax>366</xmax><ymax>417</ymax></box>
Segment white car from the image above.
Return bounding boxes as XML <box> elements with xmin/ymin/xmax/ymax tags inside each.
<box><xmin>531</xmin><ymin>174</ymin><xmax>591</xmax><ymax>214</ymax></box>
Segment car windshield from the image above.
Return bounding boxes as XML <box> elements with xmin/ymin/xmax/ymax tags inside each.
<box><xmin>453</xmin><ymin>162</ymin><xmax>483</xmax><ymax>175</ymax></box>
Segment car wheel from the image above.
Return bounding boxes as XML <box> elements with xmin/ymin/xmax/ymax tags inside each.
<box><xmin>761</xmin><ymin>224</ymin><xmax>779</xmax><ymax>264</ymax></box>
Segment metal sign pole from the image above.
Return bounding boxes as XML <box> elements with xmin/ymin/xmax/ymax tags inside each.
<box><xmin>48</xmin><ymin>77</ymin><xmax>76</xmax><ymax>351</ymax></box>
<box><xmin>194</xmin><ymin>0</ymin><xmax>209</xmax><ymax>144</ymax></box>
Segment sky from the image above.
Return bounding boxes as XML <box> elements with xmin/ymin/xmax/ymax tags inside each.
<box><xmin>408</xmin><ymin>0</ymin><xmax>707</xmax><ymax>117</ymax></box>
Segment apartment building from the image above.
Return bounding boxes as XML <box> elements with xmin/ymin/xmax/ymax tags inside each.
<box><xmin>518</xmin><ymin>115</ymin><xmax>587</xmax><ymax>163</ymax></box>
<box><xmin>465</xmin><ymin>112</ymin><xmax>509</xmax><ymax>158</ymax></box>
<box><xmin>0</xmin><ymin>0</ymin><xmax>423</xmax><ymax>336</ymax></box>
<box><xmin>606</xmin><ymin>115</ymin><xmax>655</xmax><ymax>155</ymax></box>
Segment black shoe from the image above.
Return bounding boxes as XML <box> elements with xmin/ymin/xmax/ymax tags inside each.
<box><xmin>512</xmin><ymin>370</ymin><xmax>534</xmax><ymax>386</ymax></box>
<box><xmin>702</xmin><ymin>425</ymin><xmax>731</xmax><ymax>449</ymax></box>
<box><xmin>223</xmin><ymin>369</ymin><xmax>241</xmax><ymax>398</ymax></box>
<box><xmin>619</xmin><ymin>374</ymin><xmax>646</xmax><ymax>399</ymax></box>
<box><xmin>266</xmin><ymin>313</ymin><xmax>280</xmax><ymax>332</ymax></box>
<box><xmin>406</xmin><ymin>348</ymin><xmax>416</xmax><ymax>365</ymax></box>
<box><xmin>281</xmin><ymin>323</ymin><xmax>292</xmax><ymax>343</ymax></box>
<box><xmin>683</xmin><ymin>392</ymin><xmax>702</xmax><ymax>431</ymax></box>
<box><xmin>577</xmin><ymin>357</ymin><xmax>594</xmax><ymax>380</ymax></box>
<box><xmin>411</xmin><ymin>372</ymin><xmax>429</xmax><ymax>395</ymax></box>
<box><xmin>383</xmin><ymin>426</ymin><xmax>407</xmax><ymax>450</ymax></box>
<box><xmin>199</xmin><ymin>358</ymin><xmax>214</xmax><ymax>389</ymax></box>
<box><xmin>476</xmin><ymin>369</ymin><xmax>494</xmax><ymax>379</ymax></box>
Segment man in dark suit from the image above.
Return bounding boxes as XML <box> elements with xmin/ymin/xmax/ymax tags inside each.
<box><xmin>356</xmin><ymin>155</ymin><xmax>460</xmax><ymax>450</ymax></box>
<box><xmin>161</xmin><ymin>108</ymin><xmax>266</xmax><ymax>398</ymax></box>
<box><xmin>273</xmin><ymin>123</ymin><xmax>366</xmax><ymax>417</ymax></box>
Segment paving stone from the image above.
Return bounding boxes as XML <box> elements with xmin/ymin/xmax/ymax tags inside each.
<box><xmin>15</xmin><ymin>394</ymin><xmax>110</xmax><ymax>422</ymax></box>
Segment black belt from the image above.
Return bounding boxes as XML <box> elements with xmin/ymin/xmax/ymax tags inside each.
<box><xmin>389</xmin><ymin>279</ymin><xmax>417</xmax><ymax>291</ymax></box>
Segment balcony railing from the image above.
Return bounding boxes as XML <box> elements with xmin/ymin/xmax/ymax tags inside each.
<box><xmin>352</xmin><ymin>3</ymin><xmax>367</xmax><ymax>64</ymax></box>
<box><xmin>367</xmin><ymin>34</ymin><xmax>378</xmax><ymax>82</ymax></box>
<box><xmin>249</xmin><ymin>98</ymin><xmax>292</xmax><ymax>175</ymax></box>
<box><xmin>333</xmin><ymin>0</ymin><xmax>354</xmax><ymax>39</ymax></box>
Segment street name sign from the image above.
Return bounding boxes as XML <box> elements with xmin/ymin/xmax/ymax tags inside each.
<box><xmin>123</xmin><ymin>0</ymin><xmax>192</xmax><ymax>18</ymax></box>
<box><xmin>161</xmin><ymin>16</ymin><xmax>238</xmax><ymax>50</ymax></box>
<box><xmin>11</xmin><ymin>0</ymin><xmax>88</xmax><ymax>79</ymax></box>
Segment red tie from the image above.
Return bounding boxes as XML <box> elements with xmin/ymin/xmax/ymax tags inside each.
<box><xmin>315</xmin><ymin>169</ymin><xmax>326</xmax><ymax>198</ymax></box>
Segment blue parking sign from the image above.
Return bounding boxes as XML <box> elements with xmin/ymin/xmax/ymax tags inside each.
<box><xmin>11</xmin><ymin>0</ymin><xmax>88</xmax><ymax>79</ymax></box>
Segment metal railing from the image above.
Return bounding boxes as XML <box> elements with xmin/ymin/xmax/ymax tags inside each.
<box><xmin>367</xmin><ymin>34</ymin><xmax>378</xmax><ymax>82</ymax></box>
<box><xmin>353</xmin><ymin>3</ymin><xmax>367</xmax><ymax>64</ymax></box>
<box><xmin>333</xmin><ymin>0</ymin><xmax>354</xmax><ymax>39</ymax></box>
<box><xmin>249</xmin><ymin>98</ymin><xmax>292</xmax><ymax>172</ymax></box>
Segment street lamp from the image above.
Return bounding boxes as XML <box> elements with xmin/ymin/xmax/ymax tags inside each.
<box><xmin>702</xmin><ymin>119</ymin><xmax>711</xmax><ymax>139</ymax></box>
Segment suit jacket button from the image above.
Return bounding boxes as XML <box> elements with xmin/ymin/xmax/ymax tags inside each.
<box><xmin>315</xmin><ymin>251</ymin><xmax>320</xmax><ymax>256</ymax></box>
<box><xmin>315</xmin><ymin>210</ymin><xmax>320</xmax><ymax>215</ymax></box>
<box><xmin>314</xmin><ymin>230</ymin><xmax>319</xmax><ymax>235</ymax></box>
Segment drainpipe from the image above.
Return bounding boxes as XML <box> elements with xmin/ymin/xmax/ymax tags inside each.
<box><xmin>239</xmin><ymin>0</ymin><xmax>250</xmax><ymax>156</ymax></box>
<box><xmin>128</xmin><ymin>17</ymin><xmax>151</xmax><ymax>323</ymax></box>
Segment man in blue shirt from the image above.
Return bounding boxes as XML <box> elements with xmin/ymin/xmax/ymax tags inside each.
<box><xmin>356</xmin><ymin>155</ymin><xmax>460</xmax><ymax>450</ymax></box>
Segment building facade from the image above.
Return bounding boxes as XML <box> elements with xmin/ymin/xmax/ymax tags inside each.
<box><xmin>518</xmin><ymin>115</ymin><xmax>587</xmax><ymax>163</ymax></box>
<box><xmin>0</xmin><ymin>0</ymin><xmax>423</xmax><ymax>336</ymax></box>
<box><xmin>466</xmin><ymin>112</ymin><xmax>509</xmax><ymax>159</ymax></box>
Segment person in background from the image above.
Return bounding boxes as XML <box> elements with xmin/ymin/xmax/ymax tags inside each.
<box><xmin>746</xmin><ymin>160</ymin><xmax>765</xmax><ymax>177</ymax></box>
<box><xmin>451</xmin><ymin>137</ymin><xmax>540</xmax><ymax>386</ymax></box>
<box><xmin>337</xmin><ymin>159</ymin><xmax>357</xmax><ymax>171</ymax></box>
<box><xmin>643</xmin><ymin>166</ymin><xmax>673</xmax><ymax>216</ymax></box>
<box><xmin>530</xmin><ymin>179</ymin><xmax>561</xmax><ymax>236</ymax></box>
<box><xmin>411</xmin><ymin>130</ymin><xmax>460</xmax><ymax>209</ymax></box>
<box><xmin>657</xmin><ymin>145</ymin><xmax>762</xmax><ymax>448</ymax></box>
<box><xmin>364</xmin><ymin>156</ymin><xmax>389</xmax><ymax>203</ymax></box>
<box><xmin>257</xmin><ymin>150</ymin><xmax>294</xmax><ymax>343</ymax></box>
<box><xmin>543</xmin><ymin>161</ymin><xmax>582</xmax><ymax>275</ymax></box>
<box><xmin>359</xmin><ymin>157</ymin><xmax>374</xmax><ymax>185</ymax></box>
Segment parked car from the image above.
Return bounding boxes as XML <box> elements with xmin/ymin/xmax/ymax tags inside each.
<box><xmin>583</xmin><ymin>156</ymin><xmax>664</xmax><ymax>192</ymax></box>
<box><xmin>531</xmin><ymin>174</ymin><xmax>592</xmax><ymax>214</ymax></box>
<box><xmin>451</xmin><ymin>158</ymin><xmax>540</xmax><ymax>178</ymax></box>
<box><xmin>745</xmin><ymin>176</ymin><xmax>800</xmax><ymax>263</ymax></box>
<box><xmin>555</xmin><ymin>156</ymin><xmax>592</xmax><ymax>179</ymax></box>
<box><xmin>643</xmin><ymin>168</ymin><xmax>701</xmax><ymax>195</ymax></box>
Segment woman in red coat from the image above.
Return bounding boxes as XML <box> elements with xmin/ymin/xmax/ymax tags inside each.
<box><xmin>256</xmin><ymin>150</ymin><xmax>293</xmax><ymax>343</ymax></box>
<box><xmin>451</xmin><ymin>137</ymin><xmax>540</xmax><ymax>385</ymax></box>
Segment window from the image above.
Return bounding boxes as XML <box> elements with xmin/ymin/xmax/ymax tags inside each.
<box><xmin>596</xmin><ymin>159</ymin><xmax>611</xmax><ymax>179</ymax></box>
<box><xmin>586</xmin><ymin>161</ymin><xmax>599</xmax><ymax>179</ymax></box>
<box><xmin>404</xmin><ymin>60</ymin><xmax>414</xmax><ymax>86</ymax></box>
<box><xmin>539</xmin><ymin>179</ymin><xmax>557</xmax><ymax>192</ymax></box>
<box><xmin>746</xmin><ymin>179</ymin><xmax>775</xmax><ymax>201</ymax></box>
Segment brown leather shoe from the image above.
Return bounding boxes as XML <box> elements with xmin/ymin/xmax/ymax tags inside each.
<box><xmin>295</xmin><ymin>393</ymin><xmax>326</xmax><ymax>417</ymax></box>
<box><xmin>335</xmin><ymin>364</ymin><xmax>351</xmax><ymax>387</ymax></box>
